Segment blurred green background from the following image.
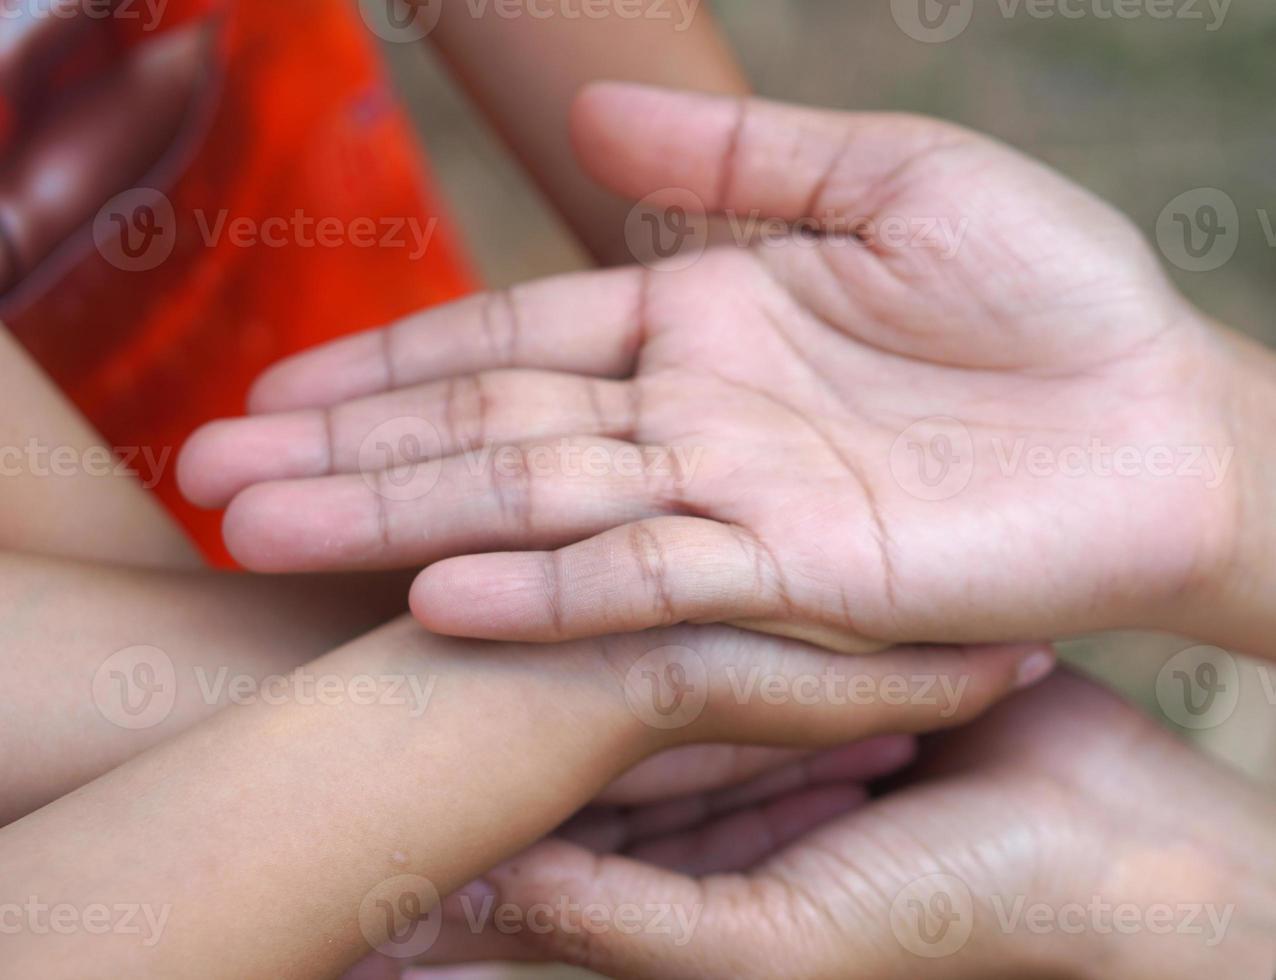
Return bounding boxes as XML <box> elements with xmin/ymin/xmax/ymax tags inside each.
<box><xmin>379</xmin><ymin>3</ymin><xmax>1276</xmax><ymax>974</ymax></box>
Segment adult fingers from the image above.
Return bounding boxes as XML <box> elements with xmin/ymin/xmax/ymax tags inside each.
<box><xmin>246</xmin><ymin>268</ymin><xmax>650</xmax><ymax>414</ymax></box>
<box><xmin>179</xmin><ymin>370</ymin><xmax>638</xmax><ymax>508</ymax></box>
<box><xmin>220</xmin><ymin>438</ymin><xmax>680</xmax><ymax>572</ymax></box>
<box><xmin>411</xmin><ymin>517</ymin><xmax>788</xmax><ymax>645</ymax></box>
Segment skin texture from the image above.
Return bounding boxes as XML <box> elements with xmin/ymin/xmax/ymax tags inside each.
<box><xmin>410</xmin><ymin>672</ymin><xmax>1276</xmax><ymax>980</ymax></box>
<box><xmin>0</xmin><ymin>618</ymin><xmax>1047</xmax><ymax>978</ymax></box>
<box><xmin>180</xmin><ymin>84</ymin><xmax>1273</xmax><ymax>658</ymax></box>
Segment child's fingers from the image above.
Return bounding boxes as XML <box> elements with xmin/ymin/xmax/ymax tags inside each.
<box><xmin>597</xmin><ymin>734</ymin><xmax>913</xmax><ymax>806</ymax></box>
<box><xmin>565</xmin><ymin>744</ymin><xmax>889</xmax><ymax>860</ymax></box>
<box><xmin>411</xmin><ymin>516</ymin><xmax>783</xmax><ymax>643</ymax></box>
<box><xmin>179</xmin><ymin>370</ymin><xmax>637</xmax><ymax>509</ymax></box>
<box><xmin>679</xmin><ymin>635</ymin><xmax>1054</xmax><ymax>748</ymax></box>
<box><xmin>220</xmin><ymin>439</ymin><xmax>676</xmax><ymax>572</ymax></box>
<box><xmin>246</xmin><ymin>267</ymin><xmax>649</xmax><ymax>414</ymax></box>
<box><xmin>624</xmin><ymin>784</ymin><xmax>868</xmax><ymax>876</ymax></box>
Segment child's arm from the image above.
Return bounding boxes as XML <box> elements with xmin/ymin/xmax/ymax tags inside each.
<box><xmin>0</xmin><ymin>553</ymin><xmax>413</xmax><ymax>826</ymax></box>
<box><xmin>0</xmin><ymin>327</ymin><xmax>197</xmax><ymax>569</ymax></box>
<box><xmin>0</xmin><ymin>617</ymin><xmax>1045</xmax><ymax>978</ymax></box>
<box><xmin>427</xmin><ymin>4</ymin><xmax>748</xmax><ymax>265</ymax></box>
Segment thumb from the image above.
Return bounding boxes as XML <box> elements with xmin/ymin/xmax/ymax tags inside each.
<box><xmin>569</xmin><ymin>82</ymin><xmax>967</xmax><ymax>225</ymax></box>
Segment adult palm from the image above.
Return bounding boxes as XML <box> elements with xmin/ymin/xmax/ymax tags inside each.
<box><xmin>427</xmin><ymin>673</ymin><xmax>1276</xmax><ymax>979</ymax></box>
<box><xmin>179</xmin><ymin>85</ymin><xmax>1245</xmax><ymax>653</ymax></box>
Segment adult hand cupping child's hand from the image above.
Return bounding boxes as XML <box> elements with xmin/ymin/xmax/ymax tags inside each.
<box><xmin>180</xmin><ymin>84</ymin><xmax>1271</xmax><ymax>655</ymax></box>
<box><xmin>415</xmin><ymin>672</ymin><xmax>1276</xmax><ymax>980</ymax></box>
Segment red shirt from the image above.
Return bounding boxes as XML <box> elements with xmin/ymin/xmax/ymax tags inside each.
<box><xmin>6</xmin><ymin>0</ymin><xmax>476</xmax><ymax>563</ymax></box>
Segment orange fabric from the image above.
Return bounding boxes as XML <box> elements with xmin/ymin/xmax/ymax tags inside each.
<box><xmin>8</xmin><ymin>0</ymin><xmax>477</xmax><ymax>564</ymax></box>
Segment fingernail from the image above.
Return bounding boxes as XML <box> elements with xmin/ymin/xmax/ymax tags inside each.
<box><xmin>1014</xmin><ymin>648</ymin><xmax>1056</xmax><ymax>690</ymax></box>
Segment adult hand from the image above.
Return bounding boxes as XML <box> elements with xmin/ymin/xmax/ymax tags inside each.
<box><xmin>179</xmin><ymin>85</ymin><xmax>1271</xmax><ymax>655</ymax></box>
<box><xmin>421</xmin><ymin>672</ymin><xmax>1276</xmax><ymax>979</ymax></box>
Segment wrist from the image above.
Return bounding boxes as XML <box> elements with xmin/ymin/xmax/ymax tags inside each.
<box><xmin>1165</xmin><ymin>321</ymin><xmax>1276</xmax><ymax>656</ymax></box>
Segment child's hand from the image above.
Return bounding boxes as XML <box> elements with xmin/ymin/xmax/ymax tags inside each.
<box><xmin>0</xmin><ymin>612</ymin><xmax>1050</xmax><ymax>978</ymax></box>
<box><xmin>180</xmin><ymin>85</ymin><xmax>1260</xmax><ymax>654</ymax></box>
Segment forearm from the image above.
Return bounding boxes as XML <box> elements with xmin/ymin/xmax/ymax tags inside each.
<box><xmin>428</xmin><ymin>4</ymin><xmax>748</xmax><ymax>265</ymax></box>
<box><xmin>0</xmin><ymin>552</ymin><xmax>411</xmax><ymax>824</ymax></box>
<box><xmin>0</xmin><ymin>618</ymin><xmax>643</xmax><ymax>979</ymax></box>
<box><xmin>0</xmin><ymin>327</ymin><xmax>197</xmax><ymax>569</ymax></box>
